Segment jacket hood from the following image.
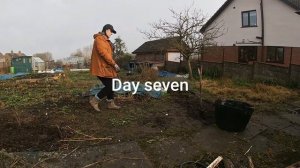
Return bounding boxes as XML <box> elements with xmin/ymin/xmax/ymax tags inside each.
<box><xmin>93</xmin><ymin>32</ymin><xmax>107</xmax><ymax>39</ymax></box>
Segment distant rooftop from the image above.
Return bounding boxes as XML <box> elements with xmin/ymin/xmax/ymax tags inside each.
<box><xmin>133</xmin><ymin>37</ymin><xmax>180</xmax><ymax>54</ymax></box>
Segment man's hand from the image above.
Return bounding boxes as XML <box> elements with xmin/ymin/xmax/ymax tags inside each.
<box><xmin>114</xmin><ymin>64</ymin><xmax>120</xmax><ymax>72</ymax></box>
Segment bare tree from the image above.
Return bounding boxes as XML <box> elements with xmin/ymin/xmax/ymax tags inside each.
<box><xmin>33</xmin><ymin>52</ymin><xmax>53</xmax><ymax>70</ymax></box>
<box><xmin>54</xmin><ymin>59</ymin><xmax>63</xmax><ymax>67</ymax></box>
<box><xmin>33</xmin><ymin>52</ymin><xmax>53</xmax><ymax>62</ymax></box>
<box><xmin>71</xmin><ymin>46</ymin><xmax>92</xmax><ymax>67</ymax></box>
<box><xmin>71</xmin><ymin>49</ymin><xmax>84</xmax><ymax>57</ymax></box>
<box><xmin>82</xmin><ymin>45</ymin><xmax>92</xmax><ymax>67</ymax></box>
<box><xmin>142</xmin><ymin>7</ymin><xmax>223</xmax><ymax>79</ymax></box>
<box><xmin>82</xmin><ymin>45</ymin><xmax>92</xmax><ymax>59</ymax></box>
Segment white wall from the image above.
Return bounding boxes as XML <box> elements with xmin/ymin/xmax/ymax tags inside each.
<box><xmin>32</xmin><ymin>57</ymin><xmax>45</xmax><ymax>71</ymax></box>
<box><xmin>264</xmin><ymin>0</ymin><xmax>300</xmax><ymax>47</ymax></box>
<box><xmin>167</xmin><ymin>52</ymin><xmax>182</xmax><ymax>62</ymax></box>
<box><xmin>206</xmin><ymin>0</ymin><xmax>262</xmax><ymax>46</ymax></box>
<box><xmin>205</xmin><ymin>0</ymin><xmax>300</xmax><ymax>47</ymax></box>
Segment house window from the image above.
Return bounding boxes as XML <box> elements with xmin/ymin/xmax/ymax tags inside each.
<box><xmin>238</xmin><ymin>46</ymin><xmax>257</xmax><ymax>63</ymax></box>
<box><xmin>242</xmin><ymin>10</ymin><xmax>257</xmax><ymax>27</ymax></box>
<box><xmin>23</xmin><ymin>58</ymin><xmax>26</xmax><ymax>63</ymax></box>
<box><xmin>266</xmin><ymin>47</ymin><xmax>284</xmax><ymax>64</ymax></box>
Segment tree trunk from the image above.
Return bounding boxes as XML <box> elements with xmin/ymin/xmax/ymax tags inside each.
<box><xmin>198</xmin><ymin>66</ymin><xmax>203</xmax><ymax>107</ymax></box>
<box><xmin>187</xmin><ymin>59</ymin><xmax>194</xmax><ymax>80</ymax></box>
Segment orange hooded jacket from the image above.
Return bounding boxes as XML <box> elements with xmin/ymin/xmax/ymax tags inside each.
<box><xmin>90</xmin><ymin>33</ymin><xmax>117</xmax><ymax>78</ymax></box>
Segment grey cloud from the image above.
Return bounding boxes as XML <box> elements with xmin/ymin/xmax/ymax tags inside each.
<box><xmin>0</xmin><ymin>0</ymin><xmax>225</xmax><ymax>59</ymax></box>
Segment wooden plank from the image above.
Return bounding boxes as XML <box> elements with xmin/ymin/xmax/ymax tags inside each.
<box><xmin>286</xmin><ymin>161</ymin><xmax>300</xmax><ymax>168</ymax></box>
<box><xmin>207</xmin><ymin>156</ymin><xmax>223</xmax><ymax>168</ymax></box>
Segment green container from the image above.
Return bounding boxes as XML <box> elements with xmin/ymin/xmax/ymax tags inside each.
<box><xmin>10</xmin><ymin>67</ymin><xmax>15</xmax><ymax>74</ymax></box>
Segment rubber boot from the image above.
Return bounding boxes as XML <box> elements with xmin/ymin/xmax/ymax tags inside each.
<box><xmin>89</xmin><ymin>96</ymin><xmax>100</xmax><ymax>111</ymax></box>
<box><xmin>107</xmin><ymin>99</ymin><xmax>121</xmax><ymax>110</ymax></box>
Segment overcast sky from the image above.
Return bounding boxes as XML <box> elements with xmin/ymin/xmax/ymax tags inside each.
<box><xmin>0</xmin><ymin>0</ymin><xmax>226</xmax><ymax>60</ymax></box>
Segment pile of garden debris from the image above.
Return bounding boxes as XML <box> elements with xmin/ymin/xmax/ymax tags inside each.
<box><xmin>0</xmin><ymin>73</ymin><xmax>64</xmax><ymax>82</ymax></box>
<box><xmin>0</xmin><ymin>149</ymin><xmax>29</xmax><ymax>168</ymax></box>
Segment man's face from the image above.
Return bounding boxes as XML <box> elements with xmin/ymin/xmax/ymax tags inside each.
<box><xmin>106</xmin><ymin>29</ymin><xmax>113</xmax><ymax>38</ymax></box>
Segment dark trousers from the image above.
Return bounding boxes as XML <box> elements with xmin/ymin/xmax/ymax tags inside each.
<box><xmin>96</xmin><ymin>77</ymin><xmax>114</xmax><ymax>100</ymax></box>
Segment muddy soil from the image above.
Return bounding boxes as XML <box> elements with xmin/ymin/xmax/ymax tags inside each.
<box><xmin>1</xmin><ymin>75</ymin><xmax>299</xmax><ymax>167</ymax></box>
<box><xmin>0</xmin><ymin>92</ymin><xmax>214</xmax><ymax>153</ymax></box>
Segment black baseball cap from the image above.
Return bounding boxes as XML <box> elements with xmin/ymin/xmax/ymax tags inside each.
<box><xmin>102</xmin><ymin>24</ymin><xmax>117</xmax><ymax>34</ymax></box>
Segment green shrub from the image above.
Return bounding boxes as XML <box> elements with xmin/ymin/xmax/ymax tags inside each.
<box><xmin>136</xmin><ymin>66</ymin><xmax>158</xmax><ymax>82</ymax></box>
<box><xmin>233</xmin><ymin>78</ymin><xmax>252</xmax><ymax>87</ymax></box>
<box><xmin>115</xmin><ymin>53</ymin><xmax>133</xmax><ymax>70</ymax></box>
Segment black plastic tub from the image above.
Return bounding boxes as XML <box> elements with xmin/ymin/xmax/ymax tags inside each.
<box><xmin>215</xmin><ymin>100</ymin><xmax>254</xmax><ymax>132</ymax></box>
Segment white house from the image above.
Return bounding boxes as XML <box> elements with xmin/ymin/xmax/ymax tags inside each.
<box><xmin>201</xmin><ymin>0</ymin><xmax>300</xmax><ymax>67</ymax></box>
<box><xmin>32</xmin><ymin>56</ymin><xmax>45</xmax><ymax>72</ymax></box>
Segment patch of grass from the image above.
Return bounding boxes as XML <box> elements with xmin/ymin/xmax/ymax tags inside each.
<box><xmin>199</xmin><ymin>79</ymin><xmax>298</xmax><ymax>104</ymax></box>
<box><xmin>232</xmin><ymin>78</ymin><xmax>253</xmax><ymax>87</ymax></box>
<box><xmin>67</xmin><ymin>71</ymin><xmax>95</xmax><ymax>81</ymax></box>
<box><xmin>5</xmin><ymin>72</ymin><xmax>99</xmax><ymax>109</ymax></box>
<box><xmin>61</xmin><ymin>105</ymin><xmax>72</xmax><ymax>114</ymax></box>
<box><xmin>109</xmin><ymin>115</ymin><xmax>136</xmax><ymax>127</ymax></box>
<box><xmin>260</xmin><ymin>78</ymin><xmax>281</xmax><ymax>86</ymax></box>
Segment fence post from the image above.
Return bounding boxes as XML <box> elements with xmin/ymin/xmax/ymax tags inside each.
<box><xmin>252</xmin><ymin>62</ymin><xmax>256</xmax><ymax>81</ymax></box>
<box><xmin>222</xmin><ymin>47</ymin><xmax>225</xmax><ymax>76</ymax></box>
<box><xmin>288</xmin><ymin>47</ymin><xmax>293</xmax><ymax>82</ymax></box>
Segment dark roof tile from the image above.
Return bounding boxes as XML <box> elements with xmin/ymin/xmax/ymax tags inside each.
<box><xmin>282</xmin><ymin>0</ymin><xmax>300</xmax><ymax>10</ymax></box>
<box><xmin>132</xmin><ymin>37</ymin><xmax>180</xmax><ymax>54</ymax></box>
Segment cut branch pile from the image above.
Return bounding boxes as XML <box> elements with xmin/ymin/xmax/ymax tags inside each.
<box><xmin>59</xmin><ymin>126</ymin><xmax>112</xmax><ymax>142</ymax></box>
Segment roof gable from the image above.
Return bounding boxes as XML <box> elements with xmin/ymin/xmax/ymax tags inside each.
<box><xmin>201</xmin><ymin>0</ymin><xmax>300</xmax><ymax>33</ymax></box>
<box><xmin>282</xmin><ymin>0</ymin><xmax>300</xmax><ymax>10</ymax></box>
<box><xmin>133</xmin><ymin>37</ymin><xmax>180</xmax><ymax>54</ymax></box>
<box><xmin>4</xmin><ymin>51</ymin><xmax>26</xmax><ymax>58</ymax></box>
<box><xmin>12</xmin><ymin>56</ymin><xmax>32</xmax><ymax>60</ymax></box>
<box><xmin>32</xmin><ymin>57</ymin><xmax>45</xmax><ymax>62</ymax></box>
<box><xmin>200</xmin><ymin>0</ymin><xmax>233</xmax><ymax>33</ymax></box>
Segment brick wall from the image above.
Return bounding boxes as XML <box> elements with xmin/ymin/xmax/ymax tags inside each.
<box><xmin>165</xmin><ymin>61</ymin><xmax>180</xmax><ymax>72</ymax></box>
<box><xmin>201</xmin><ymin>61</ymin><xmax>300</xmax><ymax>85</ymax></box>
<box><xmin>291</xmin><ymin>48</ymin><xmax>300</xmax><ymax>65</ymax></box>
<box><xmin>203</xmin><ymin>46</ymin><xmax>300</xmax><ymax>67</ymax></box>
<box><xmin>200</xmin><ymin>61</ymin><xmax>223</xmax><ymax>72</ymax></box>
<box><xmin>202</xmin><ymin>46</ymin><xmax>223</xmax><ymax>63</ymax></box>
<box><xmin>135</xmin><ymin>53</ymin><xmax>165</xmax><ymax>62</ymax></box>
<box><xmin>257</xmin><ymin>47</ymin><xmax>263</xmax><ymax>62</ymax></box>
<box><xmin>290</xmin><ymin>64</ymin><xmax>300</xmax><ymax>83</ymax></box>
<box><xmin>223</xmin><ymin>62</ymin><xmax>253</xmax><ymax>80</ymax></box>
<box><xmin>201</xmin><ymin>46</ymin><xmax>300</xmax><ymax>85</ymax></box>
<box><xmin>224</xmin><ymin>46</ymin><xmax>238</xmax><ymax>62</ymax></box>
<box><xmin>253</xmin><ymin>62</ymin><xmax>289</xmax><ymax>83</ymax></box>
